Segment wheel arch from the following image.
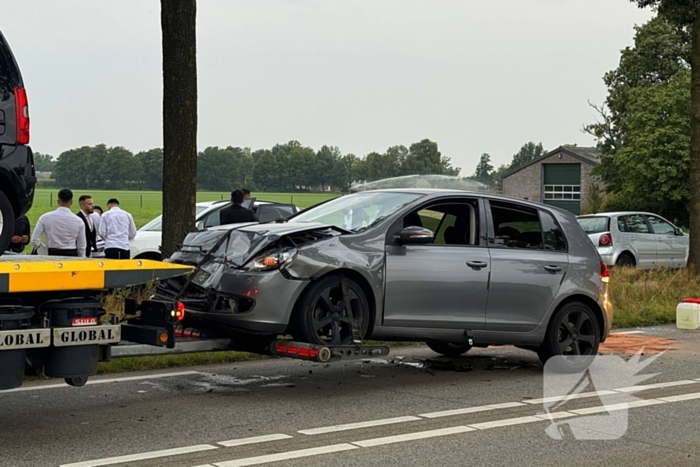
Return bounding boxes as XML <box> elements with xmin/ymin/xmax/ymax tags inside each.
<box><xmin>616</xmin><ymin>250</ymin><xmax>636</xmax><ymax>265</ymax></box>
<box><xmin>133</xmin><ymin>251</ymin><xmax>162</xmax><ymax>261</ymax></box>
<box><xmin>0</xmin><ymin>171</ymin><xmax>20</xmax><ymax>217</ymax></box>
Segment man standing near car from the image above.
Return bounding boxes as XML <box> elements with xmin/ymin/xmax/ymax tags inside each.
<box><xmin>220</xmin><ymin>189</ymin><xmax>258</xmax><ymax>225</ymax></box>
<box><xmin>32</xmin><ymin>188</ymin><xmax>86</xmax><ymax>257</ymax></box>
<box><xmin>98</xmin><ymin>198</ymin><xmax>137</xmax><ymax>259</ymax></box>
<box><xmin>77</xmin><ymin>195</ymin><xmax>97</xmax><ymax>257</ymax></box>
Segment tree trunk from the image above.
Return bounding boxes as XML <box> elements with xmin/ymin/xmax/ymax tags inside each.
<box><xmin>691</xmin><ymin>14</ymin><xmax>700</xmax><ymax>272</ymax></box>
<box><xmin>161</xmin><ymin>0</ymin><xmax>197</xmax><ymax>257</ymax></box>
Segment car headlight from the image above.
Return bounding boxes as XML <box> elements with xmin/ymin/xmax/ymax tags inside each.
<box><xmin>246</xmin><ymin>247</ymin><xmax>298</xmax><ymax>271</ymax></box>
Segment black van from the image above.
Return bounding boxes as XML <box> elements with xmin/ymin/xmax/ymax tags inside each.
<box><xmin>0</xmin><ymin>30</ymin><xmax>36</xmax><ymax>254</ymax></box>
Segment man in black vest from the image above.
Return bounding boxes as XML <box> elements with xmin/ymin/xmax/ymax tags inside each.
<box><xmin>220</xmin><ymin>189</ymin><xmax>259</xmax><ymax>225</ymax></box>
<box><xmin>77</xmin><ymin>194</ymin><xmax>97</xmax><ymax>257</ymax></box>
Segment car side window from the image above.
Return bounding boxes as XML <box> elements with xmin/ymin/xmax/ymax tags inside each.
<box><xmin>540</xmin><ymin>210</ymin><xmax>567</xmax><ymax>251</ymax></box>
<box><xmin>618</xmin><ymin>215</ymin><xmax>650</xmax><ymax>234</ymax></box>
<box><xmin>203</xmin><ymin>206</ymin><xmax>223</xmax><ymax>228</ymax></box>
<box><xmin>489</xmin><ymin>201</ymin><xmax>543</xmax><ymax>249</ymax></box>
<box><xmin>647</xmin><ymin>216</ymin><xmax>676</xmax><ymax>235</ymax></box>
<box><xmin>398</xmin><ymin>201</ymin><xmax>479</xmax><ymax>246</ymax></box>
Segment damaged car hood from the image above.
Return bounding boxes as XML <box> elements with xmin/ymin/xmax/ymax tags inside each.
<box><xmin>167</xmin><ymin>221</ymin><xmax>343</xmax><ymax>269</ymax></box>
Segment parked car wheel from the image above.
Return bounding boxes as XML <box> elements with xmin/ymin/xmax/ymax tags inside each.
<box><xmin>0</xmin><ymin>191</ymin><xmax>16</xmax><ymax>255</ymax></box>
<box><xmin>426</xmin><ymin>341</ymin><xmax>472</xmax><ymax>357</ymax></box>
<box><xmin>616</xmin><ymin>253</ymin><xmax>636</xmax><ymax>268</ymax></box>
<box><xmin>292</xmin><ymin>274</ymin><xmax>369</xmax><ymax>346</ymax></box>
<box><xmin>537</xmin><ymin>302</ymin><xmax>600</xmax><ymax>373</ymax></box>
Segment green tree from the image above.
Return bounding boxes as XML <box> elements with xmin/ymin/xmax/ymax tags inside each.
<box><xmin>472</xmin><ymin>153</ymin><xmax>494</xmax><ymax>186</ymax></box>
<box><xmin>33</xmin><ymin>152</ymin><xmax>56</xmax><ymax>174</ymax></box>
<box><xmin>136</xmin><ymin>148</ymin><xmax>164</xmax><ymax>190</ymax></box>
<box><xmin>510</xmin><ymin>142</ymin><xmax>546</xmax><ymax>171</ymax></box>
<box><xmin>161</xmin><ymin>0</ymin><xmax>198</xmax><ymax>257</ymax></box>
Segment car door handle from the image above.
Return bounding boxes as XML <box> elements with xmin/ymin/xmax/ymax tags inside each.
<box><xmin>466</xmin><ymin>261</ymin><xmax>488</xmax><ymax>269</ymax></box>
<box><xmin>544</xmin><ymin>265</ymin><xmax>562</xmax><ymax>273</ymax></box>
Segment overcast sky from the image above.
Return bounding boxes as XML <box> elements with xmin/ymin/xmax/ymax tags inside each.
<box><xmin>2</xmin><ymin>0</ymin><xmax>653</xmax><ymax>174</ymax></box>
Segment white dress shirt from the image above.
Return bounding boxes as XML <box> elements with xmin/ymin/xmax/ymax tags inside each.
<box><xmin>90</xmin><ymin>212</ymin><xmax>102</xmax><ymax>239</ymax></box>
<box><xmin>32</xmin><ymin>206</ymin><xmax>87</xmax><ymax>256</ymax></box>
<box><xmin>98</xmin><ymin>206</ymin><xmax>137</xmax><ymax>250</ymax></box>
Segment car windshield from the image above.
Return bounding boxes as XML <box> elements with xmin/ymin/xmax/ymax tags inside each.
<box><xmin>291</xmin><ymin>191</ymin><xmax>423</xmax><ymax>232</ymax></box>
<box><xmin>139</xmin><ymin>205</ymin><xmax>210</xmax><ymax>232</ymax></box>
<box><xmin>577</xmin><ymin>216</ymin><xmax>610</xmax><ymax>234</ymax></box>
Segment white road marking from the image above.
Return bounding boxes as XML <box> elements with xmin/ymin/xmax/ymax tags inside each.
<box><xmin>658</xmin><ymin>392</ymin><xmax>700</xmax><ymax>403</ymax></box>
<box><xmin>469</xmin><ymin>415</ymin><xmax>542</xmax><ymax>430</ymax></box>
<box><xmin>534</xmin><ymin>411</ymin><xmax>576</xmax><ymax>421</ymax></box>
<box><xmin>351</xmin><ymin>426</ymin><xmax>475</xmax><ymax>448</ymax></box>
<box><xmin>298</xmin><ymin>416</ymin><xmax>421</xmax><ymax>435</ymax></box>
<box><xmin>524</xmin><ymin>390</ymin><xmax>617</xmax><ymax>405</ymax></box>
<box><xmin>419</xmin><ymin>401</ymin><xmax>525</xmax><ymax>419</ymax></box>
<box><xmin>218</xmin><ymin>434</ymin><xmax>293</xmax><ymax>447</ymax></box>
<box><xmin>208</xmin><ymin>444</ymin><xmax>358</xmax><ymax>467</ymax></box>
<box><xmin>570</xmin><ymin>399</ymin><xmax>666</xmax><ymax>415</ymax></box>
<box><xmin>419</xmin><ymin>406</ymin><xmax>495</xmax><ymax>419</ymax></box>
<box><xmin>3</xmin><ymin>371</ymin><xmax>202</xmax><ymax>394</ymax></box>
<box><xmin>60</xmin><ymin>444</ymin><xmax>218</xmax><ymax>467</ymax></box>
<box><xmin>612</xmin><ymin>330</ymin><xmax>645</xmax><ymax>335</ymax></box>
<box><xmin>614</xmin><ymin>380</ymin><xmax>699</xmax><ymax>393</ymax></box>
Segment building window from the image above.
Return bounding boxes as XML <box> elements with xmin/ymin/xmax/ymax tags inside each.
<box><xmin>543</xmin><ymin>185</ymin><xmax>580</xmax><ymax>200</ymax></box>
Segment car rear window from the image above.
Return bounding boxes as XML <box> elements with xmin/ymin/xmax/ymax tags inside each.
<box><xmin>0</xmin><ymin>33</ymin><xmax>21</xmax><ymax>95</ymax></box>
<box><xmin>576</xmin><ymin>216</ymin><xmax>610</xmax><ymax>234</ymax></box>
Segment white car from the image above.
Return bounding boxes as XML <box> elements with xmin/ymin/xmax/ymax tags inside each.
<box><xmin>576</xmin><ymin>211</ymin><xmax>688</xmax><ymax>268</ymax></box>
<box><xmin>129</xmin><ymin>199</ymin><xmax>299</xmax><ymax>260</ymax></box>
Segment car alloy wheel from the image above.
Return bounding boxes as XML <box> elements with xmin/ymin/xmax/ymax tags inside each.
<box><xmin>293</xmin><ymin>274</ymin><xmax>369</xmax><ymax>346</ymax></box>
<box><xmin>538</xmin><ymin>302</ymin><xmax>600</xmax><ymax>373</ymax></box>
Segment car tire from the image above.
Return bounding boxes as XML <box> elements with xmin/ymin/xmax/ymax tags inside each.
<box><xmin>426</xmin><ymin>341</ymin><xmax>472</xmax><ymax>357</ymax></box>
<box><xmin>537</xmin><ymin>301</ymin><xmax>600</xmax><ymax>374</ymax></box>
<box><xmin>292</xmin><ymin>274</ymin><xmax>370</xmax><ymax>346</ymax></box>
<box><xmin>616</xmin><ymin>253</ymin><xmax>635</xmax><ymax>268</ymax></box>
<box><xmin>0</xmin><ymin>190</ymin><xmax>16</xmax><ymax>255</ymax></box>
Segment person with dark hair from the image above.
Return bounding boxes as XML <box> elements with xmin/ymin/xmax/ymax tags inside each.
<box><xmin>32</xmin><ymin>188</ymin><xmax>86</xmax><ymax>257</ymax></box>
<box><xmin>242</xmin><ymin>188</ymin><xmax>252</xmax><ymax>201</ymax></box>
<box><xmin>220</xmin><ymin>189</ymin><xmax>258</xmax><ymax>225</ymax></box>
<box><xmin>98</xmin><ymin>198</ymin><xmax>137</xmax><ymax>259</ymax></box>
<box><xmin>92</xmin><ymin>205</ymin><xmax>103</xmax><ymax>241</ymax></box>
<box><xmin>8</xmin><ymin>215</ymin><xmax>30</xmax><ymax>254</ymax></box>
<box><xmin>77</xmin><ymin>195</ymin><xmax>97</xmax><ymax>257</ymax></box>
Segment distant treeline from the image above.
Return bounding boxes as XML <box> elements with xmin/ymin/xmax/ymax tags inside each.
<box><xmin>36</xmin><ymin>139</ymin><xmax>462</xmax><ymax>192</ymax></box>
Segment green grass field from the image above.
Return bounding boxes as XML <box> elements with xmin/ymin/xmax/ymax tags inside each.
<box><xmin>26</xmin><ymin>189</ymin><xmax>339</xmax><ymax>229</ymax></box>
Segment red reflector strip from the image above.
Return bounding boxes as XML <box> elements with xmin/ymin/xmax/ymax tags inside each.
<box><xmin>309</xmin><ymin>348</ymin><xmax>319</xmax><ymax>359</ymax></box>
<box><xmin>276</xmin><ymin>342</ymin><xmax>287</xmax><ymax>353</ymax></box>
<box><xmin>192</xmin><ymin>330</ymin><xmax>201</xmax><ymax>338</ymax></box>
<box><xmin>175</xmin><ymin>329</ymin><xmax>183</xmax><ymax>337</ymax></box>
<box><xmin>298</xmin><ymin>347</ymin><xmax>310</xmax><ymax>357</ymax></box>
<box><xmin>287</xmin><ymin>345</ymin><xmax>298</xmax><ymax>355</ymax></box>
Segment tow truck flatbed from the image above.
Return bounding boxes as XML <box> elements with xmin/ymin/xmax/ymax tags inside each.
<box><xmin>0</xmin><ymin>256</ymin><xmax>194</xmax><ymax>390</ymax></box>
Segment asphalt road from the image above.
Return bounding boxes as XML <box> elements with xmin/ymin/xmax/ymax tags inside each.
<box><xmin>2</xmin><ymin>324</ymin><xmax>700</xmax><ymax>467</ymax></box>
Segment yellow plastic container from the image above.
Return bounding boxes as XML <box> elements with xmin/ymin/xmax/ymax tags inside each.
<box><xmin>677</xmin><ymin>300</ymin><xmax>700</xmax><ymax>330</ymax></box>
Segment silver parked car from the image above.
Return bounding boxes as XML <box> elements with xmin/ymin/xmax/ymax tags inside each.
<box><xmin>576</xmin><ymin>212</ymin><xmax>688</xmax><ymax>268</ymax></box>
<box><xmin>158</xmin><ymin>189</ymin><xmax>613</xmax><ymax>372</ymax></box>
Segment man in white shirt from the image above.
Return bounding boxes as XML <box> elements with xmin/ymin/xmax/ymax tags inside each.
<box><xmin>98</xmin><ymin>198</ymin><xmax>137</xmax><ymax>260</ymax></box>
<box><xmin>32</xmin><ymin>188</ymin><xmax>87</xmax><ymax>257</ymax></box>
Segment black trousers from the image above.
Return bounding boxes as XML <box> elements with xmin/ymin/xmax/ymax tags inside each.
<box><xmin>105</xmin><ymin>248</ymin><xmax>130</xmax><ymax>259</ymax></box>
<box><xmin>48</xmin><ymin>249</ymin><xmax>79</xmax><ymax>257</ymax></box>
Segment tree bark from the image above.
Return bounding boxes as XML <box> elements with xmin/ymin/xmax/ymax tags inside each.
<box><xmin>161</xmin><ymin>0</ymin><xmax>197</xmax><ymax>257</ymax></box>
<box><xmin>690</xmin><ymin>13</ymin><xmax>700</xmax><ymax>272</ymax></box>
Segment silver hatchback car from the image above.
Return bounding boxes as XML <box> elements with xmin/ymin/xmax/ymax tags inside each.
<box><xmin>576</xmin><ymin>212</ymin><xmax>688</xmax><ymax>268</ymax></box>
<box><xmin>161</xmin><ymin>190</ymin><xmax>613</xmax><ymax>372</ymax></box>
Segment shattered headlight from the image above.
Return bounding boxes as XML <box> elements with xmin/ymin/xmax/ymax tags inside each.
<box><xmin>245</xmin><ymin>247</ymin><xmax>298</xmax><ymax>271</ymax></box>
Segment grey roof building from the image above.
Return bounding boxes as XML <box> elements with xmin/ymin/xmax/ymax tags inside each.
<box><xmin>501</xmin><ymin>146</ymin><xmax>601</xmax><ymax>215</ymax></box>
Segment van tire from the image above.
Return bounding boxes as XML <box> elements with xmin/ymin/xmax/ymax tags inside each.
<box><xmin>0</xmin><ymin>190</ymin><xmax>16</xmax><ymax>255</ymax></box>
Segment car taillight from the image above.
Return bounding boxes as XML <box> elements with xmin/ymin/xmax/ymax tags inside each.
<box><xmin>14</xmin><ymin>87</ymin><xmax>30</xmax><ymax>144</ymax></box>
<box><xmin>599</xmin><ymin>233</ymin><xmax>612</xmax><ymax>247</ymax></box>
<box><xmin>600</xmin><ymin>261</ymin><xmax>610</xmax><ymax>283</ymax></box>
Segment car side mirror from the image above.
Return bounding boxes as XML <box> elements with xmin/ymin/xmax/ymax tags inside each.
<box><xmin>395</xmin><ymin>226</ymin><xmax>434</xmax><ymax>245</ymax></box>
<box><xmin>675</xmin><ymin>227</ymin><xmax>684</xmax><ymax>236</ymax></box>
<box><xmin>195</xmin><ymin>221</ymin><xmax>204</xmax><ymax>230</ymax></box>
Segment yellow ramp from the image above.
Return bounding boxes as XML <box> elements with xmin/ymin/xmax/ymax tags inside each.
<box><xmin>0</xmin><ymin>256</ymin><xmax>194</xmax><ymax>293</ymax></box>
